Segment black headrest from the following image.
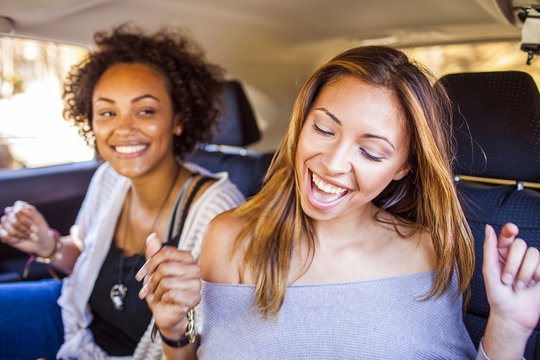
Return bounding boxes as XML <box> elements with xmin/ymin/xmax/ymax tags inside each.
<box><xmin>440</xmin><ymin>71</ymin><xmax>540</xmax><ymax>182</ymax></box>
<box><xmin>210</xmin><ymin>80</ymin><xmax>260</xmax><ymax>147</ymax></box>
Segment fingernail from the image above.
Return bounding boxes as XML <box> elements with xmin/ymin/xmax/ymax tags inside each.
<box><xmin>502</xmin><ymin>273</ymin><xmax>513</xmax><ymax>286</ymax></box>
<box><xmin>30</xmin><ymin>225</ymin><xmax>38</xmax><ymax>233</ymax></box>
<box><xmin>528</xmin><ymin>279</ymin><xmax>536</xmax><ymax>287</ymax></box>
<box><xmin>135</xmin><ymin>265</ymin><xmax>147</xmax><ymax>282</ymax></box>
<box><xmin>146</xmin><ymin>232</ymin><xmax>158</xmax><ymax>243</ymax></box>
<box><xmin>0</xmin><ymin>228</ymin><xmax>7</xmax><ymax>237</ymax></box>
<box><xmin>138</xmin><ymin>283</ymin><xmax>149</xmax><ymax>299</ymax></box>
<box><xmin>515</xmin><ymin>280</ymin><xmax>526</xmax><ymax>290</ymax></box>
<box><xmin>30</xmin><ymin>233</ymin><xmax>38</xmax><ymax>242</ymax></box>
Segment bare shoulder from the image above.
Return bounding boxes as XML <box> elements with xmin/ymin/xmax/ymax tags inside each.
<box><xmin>200</xmin><ymin>208</ymin><xmax>248</xmax><ymax>284</ymax></box>
<box><xmin>374</xmin><ymin>210</ymin><xmax>436</xmax><ymax>274</ymax></box>
<box><xmin>395</xmin><ymin>222</ymin><xmax>436</xmax><ymax>273</ymax></box>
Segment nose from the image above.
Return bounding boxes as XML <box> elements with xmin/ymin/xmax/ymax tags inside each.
<box><xmin>115</xmin><ymin>112</ymin><xmax>137</xmax><ymax>135</ymax></box>
<box><xmin>321</xmin><ymin>140</ymin><xmax>352</xmax><ymax>175</ymax></box>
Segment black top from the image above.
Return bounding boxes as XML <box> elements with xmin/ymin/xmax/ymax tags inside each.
<box><xmin>89</xmin><ymin>240</ymin><xmax>152</xmax><ymax>356</ymax></box>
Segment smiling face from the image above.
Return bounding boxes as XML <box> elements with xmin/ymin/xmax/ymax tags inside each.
<box><xmin>295</xmin><ymin>76</ymin><xmax>411</xmax><ymax>223</ymax></box>
<box><xmin>92</xmin><ymin>63</ymin><xmax>180</xmax><ymax>179</ymax></box>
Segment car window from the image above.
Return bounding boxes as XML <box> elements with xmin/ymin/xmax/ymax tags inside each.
<box><xmin>0</xmin><ymin>36</ymin><xmax>92</xmax><ymax>170</ymax></box>
<box><xmin>403</xmin><ymin>40</ymin><xmax>540</xmax><ymax>84</ymax></box>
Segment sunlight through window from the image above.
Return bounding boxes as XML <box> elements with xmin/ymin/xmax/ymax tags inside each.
<box><xmin>0</xmin><ymin>37</ymin><xmax>93</xmax><ymax>170</ymax></box>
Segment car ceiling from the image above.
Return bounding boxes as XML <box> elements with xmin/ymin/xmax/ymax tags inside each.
<box><xmin>0</xmin><ymin>0</ymin><xmax>525</xmax><ymax>150</ymax></box>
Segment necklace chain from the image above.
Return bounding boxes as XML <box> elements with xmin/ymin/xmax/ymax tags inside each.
<box><xmin>111</xmin><ymin>165</ymin><xmax>181</xmax><ymax>311</ymax></box>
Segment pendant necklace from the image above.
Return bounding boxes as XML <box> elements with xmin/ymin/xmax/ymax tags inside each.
<box><xmin>110</xmin><ymin>165</ymin><xmax>181</xmax><ymax>311</ymax></box>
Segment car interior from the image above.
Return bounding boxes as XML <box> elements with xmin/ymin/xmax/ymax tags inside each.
<box><xmin>0</xmin><ymin>0</ymin><xmax>539</xmax><ymax>357</ymax></box>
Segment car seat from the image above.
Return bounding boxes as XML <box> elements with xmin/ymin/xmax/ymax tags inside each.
<box><xmin>188</xmin><ymin>80</ymin><xmax>273</xmax><ymax>198</ymax></box>
<box><xmin>440</xmin><ymin>71</ymin><xmax>540</xmax><ymax>359</ymax></box>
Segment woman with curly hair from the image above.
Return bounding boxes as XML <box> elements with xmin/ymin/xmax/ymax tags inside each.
<box><xmin>0</xmin><ymin>25</ymin><xmax>243</xmax><ymax>359</ymax></box>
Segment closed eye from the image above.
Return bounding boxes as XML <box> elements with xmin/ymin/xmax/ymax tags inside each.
<box><xmin>360</xmin><ymin>147</ymin><xmax>384</xmax><ymax>162</ymax></box>
<box><xmin>312</xmin><ymin>123</ymin><xmax>334</xmax><ymax>136</ymax></box>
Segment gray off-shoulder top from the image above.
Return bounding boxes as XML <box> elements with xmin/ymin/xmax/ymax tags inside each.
<box><xmin>198</xmin><ymin>271</ymin><xmax>477</xmax><ymax>360</ymax></box>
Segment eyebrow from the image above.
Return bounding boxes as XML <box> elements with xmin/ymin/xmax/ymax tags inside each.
<box><xmin>315</xmin><ymin>107</ymin><xmax>395</xmax><ymax>150</ymax></box>
<box><xmin>315</xmin><ymin>107</ymin><xmax>341</xmax><ymax>125</ymax></box>
<box><xmin>94</xmin><ymin>94</ymin><xmax>160</xmax><ymax>104</ymax></box>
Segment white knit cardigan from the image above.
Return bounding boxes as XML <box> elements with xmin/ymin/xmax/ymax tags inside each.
<box><xmin>56</xmin><ymin>162</ymin><xmax>244</xmax><ymax>360</ymax></box>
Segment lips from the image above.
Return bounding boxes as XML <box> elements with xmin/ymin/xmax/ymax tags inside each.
<box><xmin>307</xmin><ymin>171</ymin><xmax>350</xmax><ymax>210</ymax></box>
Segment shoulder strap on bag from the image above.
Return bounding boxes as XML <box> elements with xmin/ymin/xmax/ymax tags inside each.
<box><xmin>164</xmin><ymin>175</ymin><xmax>214</xmax><ymax>248</ymax></box>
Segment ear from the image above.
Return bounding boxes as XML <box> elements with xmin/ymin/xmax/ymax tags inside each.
<box><xmin>392</xmin><ymin>162</ymin><xmax>410</xmax><ymax>181</ymax></box>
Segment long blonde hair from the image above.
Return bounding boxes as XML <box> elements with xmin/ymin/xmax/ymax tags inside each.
<box><xmin>234</xmin><ymin>46</ymin><xmax>474</xmax><ymax>319</ymax></box>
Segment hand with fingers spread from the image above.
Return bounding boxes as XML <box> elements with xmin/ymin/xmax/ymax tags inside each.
<box><xmin>136</xmin><ymin>233</ymin><xmax>202</xmax><ymax>346</ymax></box>
<box><xmin>0</xmin><ymin>201</ymin><xmax>57</xmax><ymax>258</ymax></box>
<box><xmin>482</xmin><ymin>223</ymin><xmax>540</xmax><ymax>360</ymax></box>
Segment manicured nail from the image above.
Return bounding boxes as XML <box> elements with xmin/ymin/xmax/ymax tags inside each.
<box><xmin>529</xmin><ymin>279</ymin><xmax>536</xmax><ymax>287</ymax></box>
<box><xmin>0</xmin><ymin>228</ymin><xmax>7</xmax><ymax>238</ymax></box>
<box><xmin>502</xmin><ymin>273</ymin><xmax>513</xmax><ymax>286</ymax></box>
<box><xmin>30</xmin><ymin>225</ymin><xmax>38</xmax><ymax>233</ymax></box>
<box><xmin>30</xmin><ymin>233</ymin><xmax>38</xmax><ymax>242</ymax></box>
<box><xmin>515</xmin><ymin>280</ymin><xmax>526</xmax><ymax>291</ymax></box>
<box><xmin>146</xmin><ymin>232</ymin><xmax>158</xmax><ymax>243</ymax></box>
<box><xmin>138</xmin><ymin>283</ymin><xmax>149</xmax><ymax>299</ymax></box>
<box><xmin>135</xmin><ymin>264</ymin><xmax>147</xmax><ymax>282</ymax></box>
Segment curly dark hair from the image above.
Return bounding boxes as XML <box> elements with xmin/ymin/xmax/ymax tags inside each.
<box><xmin>63</xmin><ymin>24</ymin><xmax>225</xmax><ymax>158</ymax></box>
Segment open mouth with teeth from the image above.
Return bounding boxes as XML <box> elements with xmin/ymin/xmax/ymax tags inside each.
<box><xmin>113</xmin><ymin>144</ymin><xmax>148</xmax><ymax>155</ymax></box>
<box><xmin>308</xmin><ymin>170</ymin><xmax>350</xmax><ymax>209</ymax></box>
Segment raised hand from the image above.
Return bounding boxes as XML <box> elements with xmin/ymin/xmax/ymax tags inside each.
<box><xmin>0</xmin><ymin>201</ymin><xmax>56</xmax><ymax>257</ymax></box>
<box><xmin>482</xmin><ymin>223</ymin><xmax>540</xmax><ymax>359</ymax></box>
<box><xmin>136</xmin><ymin>233</ymin><xmax>202</xmax><ymax>341</ymax></box>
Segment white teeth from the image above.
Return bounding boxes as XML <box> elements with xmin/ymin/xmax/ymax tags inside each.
<box><xmin>311</xmin><ymin>173</ymin><xmax>347</xmax><ymax>194</ymax></box>
<box><xmin>115</xmin><ymin>145</ymin><xmax>147</xmax><ymax>154</ymax></box>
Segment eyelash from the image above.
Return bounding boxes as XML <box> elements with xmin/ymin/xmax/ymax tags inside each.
<box><xmin>312</xmin><ymin>123</ymin><xmax>333</xmax><ymax>136</ymax></box>
<box><xmin>360</xmin><ymin>148</ymin><xmax>383</xmax><ymax>162</ymax></box>
<box><xmin>99</xmin><ymin>111</ymin><xmax>115</xmax><ymax>117</ymax></box>
<box><xmin>138</xmin><ymin>109</ymin><xmax>156</xmax><ymax>115</ymax></box>
<box><xmin>312</xmin><ymin>123</ymin><xmax>384</xmax><ymax>162</ymax></box>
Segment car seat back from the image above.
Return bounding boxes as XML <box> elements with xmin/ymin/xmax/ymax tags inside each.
<box><xmin>188</xmin><ymin>80</ymin><xmax>273</xmax><ymax>198</ymax></box>
<box><xmin>440</xmin><ymin>71</ymin><xmax>540</xmax><ymax>359</ymax></box>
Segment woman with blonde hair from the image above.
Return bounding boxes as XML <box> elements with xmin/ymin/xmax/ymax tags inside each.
<box><xmin>141</xmin><ymin>45</ymin><xmax>539</xmax><ymax>359</ymax></box>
